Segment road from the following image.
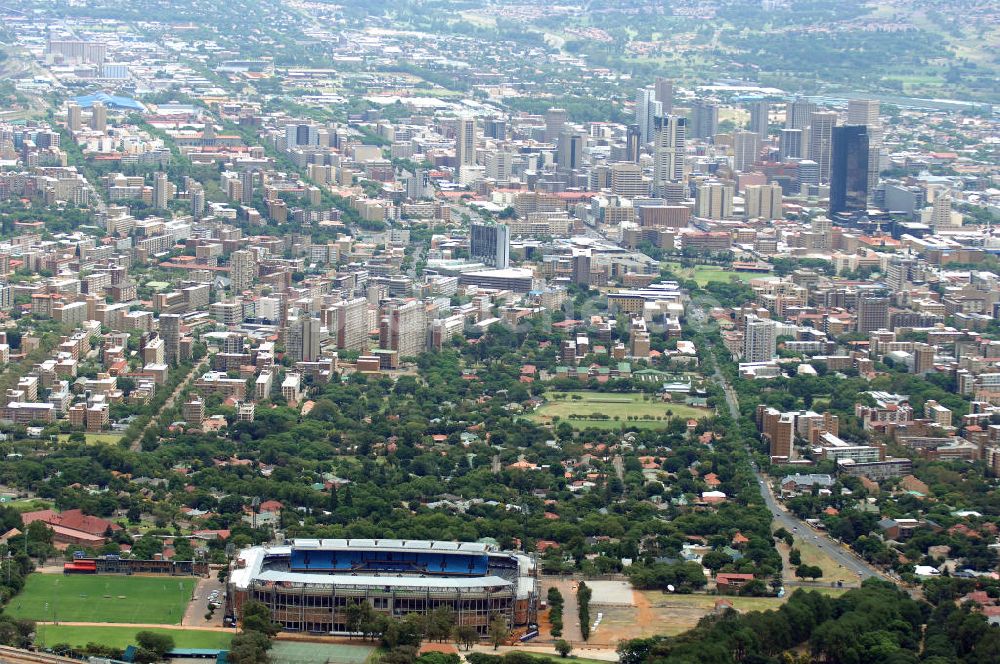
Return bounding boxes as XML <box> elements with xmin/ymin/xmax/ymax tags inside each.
<box><xmin>691</xmin><ymin>303</ymin><xmax>884</xmax><ymax>582</ymax></box>
<box><xmin>130</xmin><ymin>356</ymin><xmax>211</xmax><ymax>452</ymax></box>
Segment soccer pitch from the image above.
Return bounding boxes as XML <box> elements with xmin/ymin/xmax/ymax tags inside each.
<box><xmin>4</xmin><ymin>574</ymin><xmax>196</xmax><ymax>624</ymax></box>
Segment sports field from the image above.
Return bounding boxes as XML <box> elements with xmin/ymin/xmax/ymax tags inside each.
<box><xmin>271</xmin><ymin>641</ymin><xmax>375</xmax><ymax>664</ymax></box>
<box><xmin>662</xmin><ymin>262</ymin><xmax>765</xmax><ymax>286</ymax></box>
<box><xmin>530</xmin><ymin>391</ymin><xmax>712</xmax><ymax>430</ymax></box>
<box><xmin>34</xmin><ymin>625</ymin><xmax>232</xmax><ymax>649</ymax></box>
<box><xmin>4</xmin><ymin>574</ymin><xmax>195</xmax><ymax>624</ymax></box>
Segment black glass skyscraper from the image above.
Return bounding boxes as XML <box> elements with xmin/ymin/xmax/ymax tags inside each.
<box><xmin>830</xmin><ymin>125</ymin><xmax>869</xmax><ymax>214</ymax></box>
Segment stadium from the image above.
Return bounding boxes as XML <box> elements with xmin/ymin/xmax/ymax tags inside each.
<box><xmin>227</xmin><ymin>539</ymin><xmax>538</xmax><ymax>636</ymax></box>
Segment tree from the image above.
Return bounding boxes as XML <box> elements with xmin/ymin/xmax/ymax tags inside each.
<box><xmin>488</xmin><ymin>614</ymin><xmax>508</xmax><ymax>650</ymax></box>
<box><xmin>452</xmin><ymin>624</ymin><xmax>480</xmax><ymax>651</ymax></box>
<box><xmin>133</xmin><ymin>630</ymin><xmax>175</xmax><ymax>663</ymax></box>
<box><xmin>228</xmin><ymin>630</ymin><xmax>272</xmax><ymax>664</ymax></box>
<box><xmin>555</xmin><ymin>639</ymin><xmax>573</xmax><ymax>657</ymax></box>
<box><xmin>789</xmin><ymin>548</ymin><xmax>802</xmax><ymax>566</ymax></box>
<box><xmin>241</xmin><ymin>600</ymin><xmax>280</xmax><ymax>637</ymax></box>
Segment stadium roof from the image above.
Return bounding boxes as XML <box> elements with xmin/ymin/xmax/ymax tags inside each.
<box><xmin>253</xmin><ymin>570</ymin><xmax>513</xmax><ymax>589</ymax></box>
<box><xmin>72</xmin><ymin>92</ymin><xmax>146</xmax><ymax>112</ymax></box>
<box><xmin>291</xmin><ymin>538</ymin><xmax>492</xmax><ymax>553</ymax></box>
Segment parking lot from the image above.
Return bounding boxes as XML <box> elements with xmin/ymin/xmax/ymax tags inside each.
<box><xmin>183</xmin><ymin>574</ymin><xmax>226</xmax><ymax>627</ymax></box>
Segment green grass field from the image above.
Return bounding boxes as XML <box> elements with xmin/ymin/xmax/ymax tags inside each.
<box><xmin>530</xmin><ymin>391</ymin><xmax>712</xmax><ymax>430</ymax></box>
<box><xmin>57</xmin><ymin>433</ymin><xmax>124</xmax><ymax>445</ymax></box>
<box><xmin>662</xmin><ymin>262</ymin><xmax>765</xmax><ymax>286</ymax></box>
<box><xmin>34</xmin><ymin>625</ymin><xmax>232</xmax><ymax>650</ymax></box>
<box><xmin>5</xmin><ymin>574</ymin><xmax>195</xmax><ymax>624</ymax></box>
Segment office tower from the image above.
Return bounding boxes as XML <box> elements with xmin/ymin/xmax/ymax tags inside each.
<box><xmin>239</xmin><ymin>170</ymin><xmax>254</xmax><ymax>203</ymax></box>
<box><xmin>91</xmin><ymin>102</ymin><xmax>107</xmax><ymax>132</ymax></box>
<box><xmin>288</xmin><ymin>316</ymin><xmax>321</xmax><ymax>363</ymax></box>
<box><xmin>557</xmin><ymin>128</ymin><xmax>584</xmax><ymax>172</ymax></box>
<box><xmin>779</xmin><ymin>128</ymin><xmax>803</xmax><ymax>160</ymax></box>
<box><xmin>914</xmin><ymin>344</ymin><xmax>935</xmax><ymax>376</ymax></box>
<box><xmin>830</xmin><ymin>125</ymin><xmax>870</xmax><ymax>214</ymax></box>
<box><xmin>190</xmin><ymin>186</ymin><xmax>206</xmax><ymax>220</ymax></box>
<box><xmin>847</xmin><ymin>99</ymin><xmax>882</xmax><ymax>196</ymax></box>
<box><xmin>797</xmin><ymin>160</ymin><xmax>820</xmax><ymax>188</ymax></box>
<box><xmin>404</xmin><ymin>168</ymin><xmax>430</xmax><ymax>199</ymax></box>
<box><xmin>807</xmin><ymin>111</ymin><xmax>837</xmax><ymax>183</ymax></box>
<box><xmin>571</xmin><ymin>251</ymin><xmax>591</xmax><ymax>286</ymax></box>
<box><xmin>152</xmin><ymin>172</ymin><xmax>169</xmax><ymax>209</ymax></box>
<box><xmin>655</xmin><ymin>77</ymin><xmax>674</xmax><ymax>115</ymax></box>
<box><xmin>634</xmin><ymin>88</ymin><xmax>661</xmax><ymax>145</ymax></box>
<box><xmin>745</xmin><ymin>183</ymin><xmax>784</xmax><ymax>220</ymax></box>
<box><xmin>732</xmin><ymin>130</ymin><xmax>761</xmax><ymax>172</ymax></box>
<box><xmin>927</xmin><ymin>192</ymin><xmax>960</xmax><ymax>229</ymax></box>
<box><xmin>748</xmin><ymin>100</ymin><xmax>769</xmax><ymax>140</ymax></box>
<box><xmin>333</xmin><ymin>297</ymin><xmax>368</xmax><ymax>351</ymax></box>
<box><xmin>230</xmin><ymin>249</ymin><xmax>257</xmax><ymax>293</ymax></box>
<box><xmin>484</xmin><ymin>116</ymin><xmax>506</xmax><ymax>141</ymax></box>
<box><xmin>470</xmin><ymin>222</ymin><xmax>511</xmax><ymax>269</ymax></box>
<box><xmin>610</xmin><ymin>162</ymin><xmax>648</xmax><ymax>197</ymax></box>
<box><xmin>66</xmin><ymin>103</ymin><xmax>82</xmax><ymax>132</ymax></box>
<box><xmin>857</xmin><ymin>292</ymin><xmax>890</xmax><ymax>333</ymax></box>
<box><xmin>625</xmin><ymin>124</ymin><xmax>641</xmax><ymax>162</ymax></box>
<box><xmin>544</xmin><ymin>108</ymin><xmax>569</xmax><ymax>144</ymax></box>
<box><xmin>786</xmin><ymin>98</ymin><xmax>817</xmax><ymax>130</ymax></box>
<box><xmin>847</xmin><ymin>99</ymin><xmax>880</xmax><ymax>130</ymax></box>
<box><xmin>380</xmin><ymin>300</ymin><xmax>427</xmax><ymax>358</ymax></box>
<box><xmin>811</xmin><ymin>216</ymin><xmax>833</xmax><ymax>250</ymax></box>
<box><xmin>652</xmin><ymin>115</ymin><xmax>686</xmax><ymax>194</ymax></box>
<box><xmin>285</xmin><ymin>123</ymin><xmax>318</xmax><ymax>148</ymax></box>
<box><xmin>695</xmin><ymin>182</ymin><xmax>734</xmax><ymax>220</ymax></box>
<box><xmin>690</xmin><ymin>101</ymin><xmax>719</xmax><ymax>139</ymax></box>
<box><xmin>743</xmin><ymin>316</ymin><xmax>776</xmax><ymax>363</ymax></box>
<box><xmin>485</xmin><ymin>151</ymin><xmax>512</xmax><ymax>185</ymax></box>
<box><xmin>456</xmin><ymin>115</ymin><xmax>476</xmax><ymax>169</ymax></box>
<box><xmin>160</xmin><ymin>313</ymin><xmax>181</xmax><ymax>365</ymax></box>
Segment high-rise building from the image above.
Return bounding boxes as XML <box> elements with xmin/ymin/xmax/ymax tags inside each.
<box><xmin>927</xmin><ymin>192</ymin><xmax>960</xmax><ymax>229</ymax></box>
<box><xmin>830</xmin><ymin>125</ymin><xmax>870</xmax><ymax>214</ymax></box>
<box><xmin>695</xmin><ymin>182</ymin><xmax>734</xmax><ymax>220</ymax></box>
<box><xmin>610</xmin><ymin>162</ymin><xmax>648</xmax><ymax>197</ymax></box>
<box><xmin>847</xmin><ymin>99</ymin><xmax>882</xmax><ymax>197</ymax></box>
<box><xmin>456</xmin><ymin>116</ymin><xmax>477</xmax><ymax>169</ymax></box>
<box><xmin>485</xmin><ymin>151</ymin><xmax>513</xmax><ymax>185</ymax></box>
<box><xmin>285</xmin><ymin>124</ymin><xmax>318</xmax><ymax>148</ymax></box>
<box><xmin>745</xmin><ymin>183</ymin><xmax>784</xmax><ymax>220</ymax></box>
<box><xmin>190</xmin><ymin>186</ymin><xmax>206</xmax><ymax>220</ymax></box>
<box><xmin>786</xmin><ymin>98</ymin><xmax>817</xmax><ymax>130</ymax></box>
<box><xmin>857</xmin><ymin>292</ymin><xmax>890</xmax><ymax>333</ymax></box>
<box><xmin>732</xmin><ymin>130</ymin><xmax>761</xmax><ymax>172</ymax></box>
<box><xmin>152</xmin><ymin>172</ymin><xmax>169</xmax><ymax>209</ymax></box>
<box><xmin>807</xmin><ymin>111</ymin><xmax>838</xmax><ymax>183</ymax></box>
<box><xmin>625</xmin><ymin>124</ymin><xmax>641</xmax><ymax>162</ymax></box>
<box><xmin>380</xmin><ymin>300</ymin><xmax>427</xmax><ymax>358</ymax></box>
<box><xmin>239</xmin><ymin>170</ymin><xmax>254</xmax><ymax>204</ymax></box>
<box><xmin>160</xmin><ymin>313</ymin><xmax>181</xmax><ymax>365</ymax></box>
<box><xmin>91</xmin><ymin>102</ymin><xmax>107</xmax><ymax>132</ymax></box>
<box><xmin>332</xmin><ymin>298</ymin><xmax>369</xmax><ymax>351</ymax></box>
<box><xmin>748</xmin><ymin>100</ymin><xmax>769</xmax><ymax>140</ymax></box>
<box><xmin>847</xmin><ymin>99</ymin><xmax>880</xmax><ymax>130</ymax></box>
<box><xmin>470</xmin><ymin>222</ymin><xmax>511</xmax><ymax>269</ymax></box>
<box><xmin>655</xmin><ymin>77</ymin><xmax>674</xmax><ymax>115</ymax></box>
<box><xmin>288</xmin><ymin>316</ymin><xmax>321</xmax><ymax>363</ymax></box>
<box><xmin>779</xmin><ymin>128</ymin><xmax>803</xmax><ymax>160</ymax></box>
<box><xmin>652</xmin><ymin>115</ymin><xmax>686</xmax><ymax>194</ymax></box>
<box><xmin>230</xmin><ymin>249</ymin><xmax>257</xmax><ymax>293</ymax></box>
<box><xmin>557</xmin><ymin>128</ymin><xmax>584</xmax><ymax>172</ymax></box>
<box><xmin>690</xmin><ymin>101</ymin><xmax>719</xmax><ymax>139</ymax></box>
<box><xmin>743</xmin><ymin>315</ymin><xmax>776</xmax><ymax>363</ymax></box>
<box><xmin>797</xmin><ymin>160</ymin><xmax>820</xmax><ymax>188</ymax></box>
<box><xmin>544</xmin><ymin>108</ymin><xmax>569</xmax><ymax>144</ymax></box>
<box><xmin>67</xmin><ymin>103</ymin><xmax>82</xmax><ymax>132</ymax></box>
<box><xmin>484</xmin><ymin>116</ymin><xmax>507</xmax><ymax>141</ymax></box>
<box><xmin>571</xmin><ymin>251</ymin><xmax>592</xmax><ymax>286</ymax></box>
<box><xmin>634</xmin><ymin>89</ymin><xmax>661</xmax><ymax>145</ymax></box>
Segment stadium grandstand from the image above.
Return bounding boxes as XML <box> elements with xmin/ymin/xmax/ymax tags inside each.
<box><xmin>227</xmin><ymin>539</ymin><xmax>538</xmax><ymax>636</ymax></box>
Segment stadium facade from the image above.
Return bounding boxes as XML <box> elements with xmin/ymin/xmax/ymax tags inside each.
<box><xmin>227</xmin><ymin>539</ymin><xmax>538</xmax><ymax>636</ymax></box>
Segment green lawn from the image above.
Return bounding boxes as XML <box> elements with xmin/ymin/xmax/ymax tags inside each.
<box><xmin>5</xmin><ymin>574</ymin><xmax>195</xmax><ymax>624</ymax></box>
<box><xmin>34</xmin><ymin>625</ymin><xmax>232</xmax><ymax>650</ymax></box>
<box><xmin>530</xmin><ymin>391</ymin><xmax>712</xmax><ymax>430</ymax></box>
<box><xmin>57</xmin><ymin>433</ymin><xmax>124</xmax><ymax>445</ymax></box>
<box><xmin>519</xmin><ymin>654</ymin><xmax>612</xmax><ymax>664</ymax></box>
<box><xmin>662</xmin><ymin>262</ymin><xmax>765</xmax><ymax>286</ymax></box>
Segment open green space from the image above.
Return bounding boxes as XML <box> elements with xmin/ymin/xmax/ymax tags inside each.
<box><xmin>530</xmin><ymin>391</ymin><xmax>712</xmax><ymax>430</ymax></box>
<box><xmin>34</xmin><ymin>625</ymin><xmax>232</xmax><ymax>650</ymax></box>
<box><xmin>662</xmin><ymin>262</ymin><xmax>765</xmax><ymax>286</ymax></box>
<box><xmin>793</xmin><ymin>539</ymin><xmax>859</xmax><ymax>586</ymax></box>
<box><xmin>518</xmin><ymin>654</ymin><xmax>613</xmax><ymax>664</ymax></box>
<box><xmin>270</xmin><ymin>641</ymin><xmax>375</xmax><ymax>664</ymax></box>
<box><xmin>57</xmin><ymin>433</ymin><xmax>124</xmax><ymax>445</ymax></box>
<box><xmin>4</xmin><ymin>574</ymin><xmax>195</xmax><ymax>624</ymax></box>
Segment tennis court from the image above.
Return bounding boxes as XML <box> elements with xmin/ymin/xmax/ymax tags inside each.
<box><xmin>270</xmin><ymin>641</ymin><xmax>374</xmax><ymax>664</ymax></box>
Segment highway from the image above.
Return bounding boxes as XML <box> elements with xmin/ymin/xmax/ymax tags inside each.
<box><xmin>690</xmin><ymin>303</ymin><xmax>884</xmax><ymax>582</ymax></box>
